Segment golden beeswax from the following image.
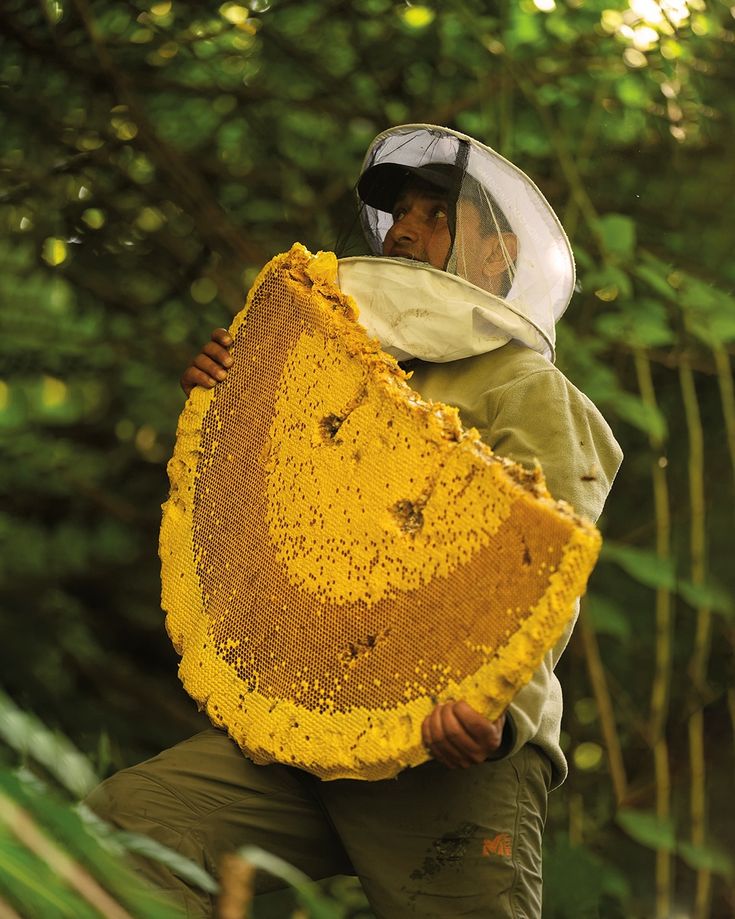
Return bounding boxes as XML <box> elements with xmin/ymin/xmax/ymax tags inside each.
<box><xmin>160</xmin><ymin>244</ymin><xmax>601</xmax><ymax>781</ymax></box>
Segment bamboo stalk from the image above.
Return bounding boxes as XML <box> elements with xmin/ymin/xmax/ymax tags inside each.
<box><xmin>562</xmin><ymin>81</ymin><xmax>608</xmax><ymax>241</ymax></box>
<box><xmin>568</xmin><ymin>792</ymin><xmax>584</xmax><ymax>847</ymax></box>
<box><xmin>0</xmin><ymin>897</ymin><xmax>23</xmax><ymax>919</ymax></box>
<box><xmin>498</xmin><ymin>64</ymin><xmax>513</xmax><ymax>160</ymax></box>
<box><xmin>679</xmin><ymin>357</ymin><xmax>712</xmax><ymax>919</ymax></box>
<box><xmin>217</xmin><ymin>853</ymin><xmax>256</xmax><ymax>919</ymax></box>
<box><xmin>713</xmin><ymin>344</ymin><xmax>735</xmax><ymax>491</ymax></box>
<box><xmin>713</xmin><ymin>340</ymin><xmax>735</xmax><ymax>902</ymax></box>
<box><xmin>578</xmin><ymin>603</ymin><xmax>628</xmax><ymax>806</ymax></box>
<box><xmin>634</xmin><ymin>348</ymin><xmax>673</xmax><ymax>919</ymax></box>
<box><xmin>0</xmin><ymin>792</ymin><xmax>134</xmax><ymax>919</ymax></box>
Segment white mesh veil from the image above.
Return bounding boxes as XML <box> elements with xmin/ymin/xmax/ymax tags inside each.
<box><xmin>355</xmin><ymin>124</ymin><xmax>575</xmax><ymax>360</ymax></box>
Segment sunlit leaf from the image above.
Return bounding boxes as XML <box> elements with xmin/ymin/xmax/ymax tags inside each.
<box><xmin>220</xmin><ymin>3</ymin><xmax>250</xmax><ymax>25</ymax></box>
<box><xmin>136</xmin><ymin>207</ymin><xmax>166</xmax><ymax>232</ymax></box>
<box><xmin>572</xmin><ymin>742</ymin><xmax>603</xmax><ymax>771</ymax></box>
<box><xmin>401</xmin><ymin>4</ymin><xmax>436</xmax><ymax>29</ymax></box>
<box><xmin>41</xmin><ymin>238</ymin><xmax>67</xmax><ymax>267</ymax></box>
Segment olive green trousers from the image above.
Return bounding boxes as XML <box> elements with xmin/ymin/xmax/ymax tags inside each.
<box><xmin>86</xmin><ymin>729</ymin><xmax>551</xmax><ymax>918</ymax></box>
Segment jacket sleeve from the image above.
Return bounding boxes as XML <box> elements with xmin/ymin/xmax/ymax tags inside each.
<box><xmin>477</xmin><ymin>367</ymin><xmax>623</xmax><ymax>772</ymax></box>
<box><xmin>482</xmin><ymin>367</ymin><xmax>622</xmax><ymax>524</ymax></box>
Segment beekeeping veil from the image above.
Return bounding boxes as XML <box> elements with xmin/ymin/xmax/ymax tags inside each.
<box><xmin>337</xmin><ymin>124</ymin><xmax>575</xmax><ymax>362</ymax></box>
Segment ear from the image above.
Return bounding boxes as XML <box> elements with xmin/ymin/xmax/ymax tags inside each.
<box><xmin>481</xmin><ymin>232</ymin><xmax>518</xmax><ymax>283</ymax></box>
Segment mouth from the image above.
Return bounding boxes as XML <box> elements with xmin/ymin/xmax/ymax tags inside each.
<box><xmin>389</xmin><ymin>250</ymin><xmax>425</xmax><ymax>263</ymax></box>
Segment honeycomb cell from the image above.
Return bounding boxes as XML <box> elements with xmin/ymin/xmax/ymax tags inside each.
<box><xmin>160</xmin><ymin>244</ymin><xmax>602</xmax><ymax>781</ymax></box>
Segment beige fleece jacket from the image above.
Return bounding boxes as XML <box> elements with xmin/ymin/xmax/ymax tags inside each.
<box><xmin>404</xmin><ymin>341</ymin><xmax>623</xmax><ymax>788</ymax></box>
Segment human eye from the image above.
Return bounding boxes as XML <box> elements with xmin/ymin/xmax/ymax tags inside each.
<box><xmin>432</xmin><ymin>205</ymin><xmax>448</xmax><ymax>219</ymax></box>
<box><xmin>392</xmin><ymin>206</ymin><xmax>407</xmax><ymax>222</ymax></box>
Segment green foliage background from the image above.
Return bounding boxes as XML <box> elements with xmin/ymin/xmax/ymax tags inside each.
<box><xmin>1</xmin><ymin>0</ymin><xmax>734</xmax><ymax>916</ymax></box>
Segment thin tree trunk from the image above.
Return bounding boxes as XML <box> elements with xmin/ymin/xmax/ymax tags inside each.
<box><xmin>679</xmin><ymin>358</ymin><xmax>712</xmax><ymax>919</ymax></box>
<box><xmin>579</xmin><ymin>602</ymin><xmax>628</xmax><ymax>806</ymax></box>
<box><xmin>635</xmin><ymin>348</ymin><xmax>673</xmax><ymax>919</ymax></box>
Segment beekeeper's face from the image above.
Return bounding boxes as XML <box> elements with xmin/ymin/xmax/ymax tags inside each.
<box><xmin>382</xmin><ymin>181</ymin><xmax>452</xmax><ymax>270</ymax></box>
<box><xmin>383</xmin><ymin>180</ymin><xmax>517</xmax><ymax>296</ymax></box>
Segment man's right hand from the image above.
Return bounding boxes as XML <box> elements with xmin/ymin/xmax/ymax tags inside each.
<box><xmin>180</xmin><ymin>328</ymin><xmax>233</xmax><ymax>396</ymax></box>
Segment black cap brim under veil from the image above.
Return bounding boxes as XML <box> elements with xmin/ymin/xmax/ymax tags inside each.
<box><xmin>356</xmin><ymin>161</ymin><xmax>466</xmax><ymax>259</ymax></box>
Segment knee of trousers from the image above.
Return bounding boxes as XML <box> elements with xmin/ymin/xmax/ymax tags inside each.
<box><xmin>84</xmin><ymin>770</ymin><xmax>214</xmax><ymax>916</ymax></box>
<box><xmin>85</xmin><ymin>767</ymin><xmax>198</xmax><ymax>851</ymax></box>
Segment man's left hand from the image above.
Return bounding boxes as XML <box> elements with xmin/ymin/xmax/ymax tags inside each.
<box><xmin>421</xmin><ymin>701</ymin><xmax>507</xmax><ymax>769</ymax></box>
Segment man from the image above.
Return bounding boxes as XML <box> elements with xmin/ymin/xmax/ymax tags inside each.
<box><xmin>88</xmin><ymin>125</ymin><xmax>622</xmax><ymax>917</ymax></box>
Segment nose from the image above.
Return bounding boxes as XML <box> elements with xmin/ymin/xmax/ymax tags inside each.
<box><xmin>387</xmin><ymin>209</ymin><xmax>420</xmax><ymax>243</ymax></box>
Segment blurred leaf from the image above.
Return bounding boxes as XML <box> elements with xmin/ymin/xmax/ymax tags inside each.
<box><xmin>41</xmin><ymin>237</ymin><xmax>68</xmax><ymax>267</ymax></box>
<box><xmin>0</xmin><ymin>824</ymin><xmax>99</xmax><ymax>919</ymax></box>
<box><xmin>543</xmin><ymin>836</ymin><xmax>629</xmax><ymax>918</ymax></box>
<box><xmin>597</xmin><ymin>214</ymin><xmax>636</xmax><ymax>260</ymax></box>
<box><xmin>609</xmin><ymin>390</ymin><xmax>667</xmax><ymax>440</ymax></box>
<box><xmin>237</xmin><ymin>846</ymin><xmax>345</xmax><ymax>919</ymax></box>
<box><xmin>586</xmin><ymin>593</ymin><xmax>631</xmax><ymax>639</ymax></box>
<box><xmin>678</xmin><ymin>840</ymin><xmax>734</xmax><ymax>879</ymax></box>
<box><xmin>595</xmin><ymin>299</ymin><xmax>674</xmax><ymax>349</ymax></box>
<box><xmin>0</xmin><ymin>691</ymin><xmax>98</xmax><ymax>799</ymax></box>
<box><xmin>78</xmin><ymin>805</ymin><xmax>218</xmax><ymax>895</ymax></box>
<box><xmin>677</xmin><ymin>579</ymin><xmax>734</xmax><ymax>618</ymax></box>
<box><xmin>637</xmin><ymin>253</ymin><xmax>735</xmax><ymax>346</ymax></box>
<box><xmin>0</xmin><ymin>769</ymin><xmax>183</xmax><ymax>918</ymax></box>
<box><xmin>678</xmin><ymin>276</ymin><xmax>735</xmax><ymax>347</ymax></box>
<box><xmin>506</xmin><ymin>4</ymin><xmax>543</xmax><ymax>49</ymax></box>
<box><xmin>614</xmin><ymin>75</ymin><xmax>649</xmax><ymax>109</ymax></box>
<box><xmin>600</xmin><ymin>544</ymin><xmax>676</xmax><ymax>590</ymax></box>
<box><xmin>616</xmin><ymin>809</ymin><xmax>676</xmax><ymax>851</ymax></box>
<box><xmin>634</xmin><ymin>262</ymin><xmax>677</xmax><ymax>303</ymax></box>
<box><xmin>581</xmin><ymin>265</ymin><xmax>632</xmax><ymax>302</ymax></box>
<box><xmin>573</xmin><ymin>741</ymin><xmax>603</xmax><ymax>771</ymax></box>
<box><xmin>603</xmin><ymin>546</ymin><xmax>735</xmax><ymax>616</ymax></box>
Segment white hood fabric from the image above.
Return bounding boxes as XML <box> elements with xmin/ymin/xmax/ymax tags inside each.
<box><xmin>354</xmin><ymin>124</ymin><xmax>576</xmax><ymax>363</ymax></box>
<box><xmin>337</xmin><ymin>256</ymin><xmax>552</xmax><ymax>363</ymax></box>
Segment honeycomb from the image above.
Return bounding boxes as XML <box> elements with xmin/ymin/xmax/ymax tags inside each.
<box><xmin>160</xmin><ymin>243</ymin><xmax>602</xmax><ymax>781</ymax></box>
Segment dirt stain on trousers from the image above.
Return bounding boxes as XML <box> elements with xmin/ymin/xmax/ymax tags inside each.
<box><xmin>409</xmin><ymin>821</ymin><xmax>480</xmax><ymax>881</ymax></box>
